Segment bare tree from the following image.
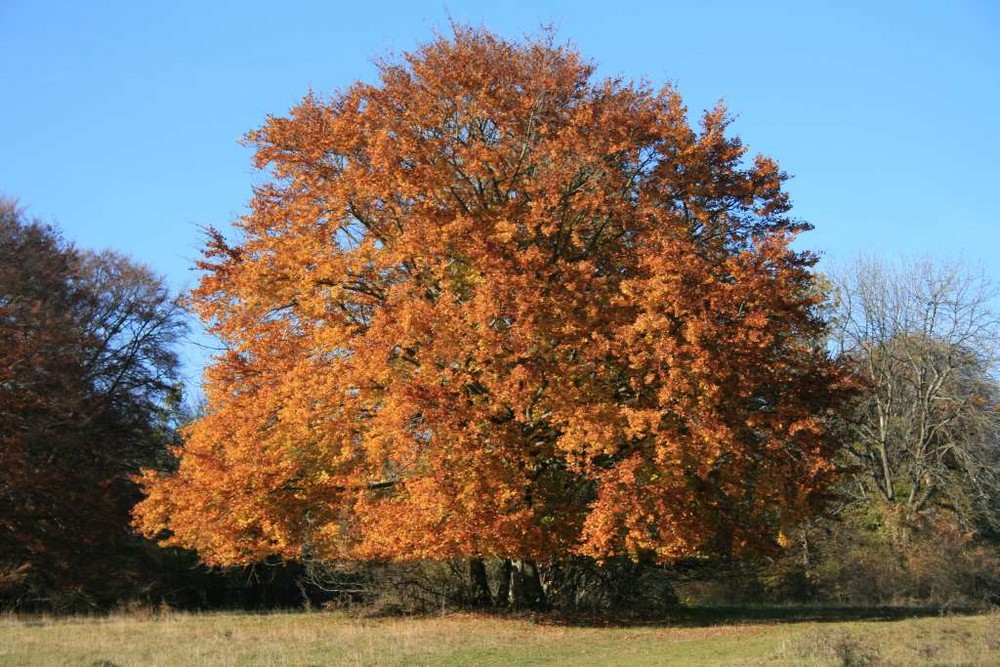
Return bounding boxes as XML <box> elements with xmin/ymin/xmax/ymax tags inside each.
<box><xmin>73</xmin><ymin>250</ymin><xmax>188</xmax><ymax>469</ymax></box>
<box><xmin>830</xmin><ymin>256</ymin><xmax>1000</xmax><ymax>529</ymax></box>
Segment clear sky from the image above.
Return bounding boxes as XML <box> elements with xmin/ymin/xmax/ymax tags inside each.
<box><xmin>2</xmin><ymin>0</ymin><xmax>998</xmax><ymax>389</ymax></box>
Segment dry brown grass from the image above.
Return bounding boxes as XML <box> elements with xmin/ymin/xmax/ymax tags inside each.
<box><xmin>0</xmin><ymin>608</ymin><xmax>996</xmax><ymax>665</ymax></box>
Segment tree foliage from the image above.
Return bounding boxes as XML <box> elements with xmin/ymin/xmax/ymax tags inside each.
<box><xmin>831</xmin><ymin>256</ymin><xmax>1000</xmax><ymax>531</ymax></box>
<box><xmin>134</xmin><ymin>27</ymin><xmax>850</xmax><ymax>569</ymax></box>
<box><xmin>0</xmin><ymin>198</ymin><xmax>187</xmax><ymax>605</ymax></box>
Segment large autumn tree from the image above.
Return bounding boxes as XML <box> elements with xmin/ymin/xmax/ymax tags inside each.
<box><xmin>135</xmin><ymin>28</ymin><xmax>849</xmax><ymax>577</ymax></box>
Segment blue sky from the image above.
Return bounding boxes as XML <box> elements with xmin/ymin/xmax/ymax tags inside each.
<box><xmin>2</xmin><ymin>1</ymin><xmax>998</xmax><ymax>388</ymax></box>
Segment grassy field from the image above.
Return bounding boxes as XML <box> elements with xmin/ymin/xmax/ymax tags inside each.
<box><xmin>0</xmin><ymin>608</ymin><xmax>997</xmax><ymax>666</ymax></box>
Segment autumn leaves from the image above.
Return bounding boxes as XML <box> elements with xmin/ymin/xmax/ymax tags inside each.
<box><xmin>133</xmin><ymin>27</ymin><xmax>849</xmax><ymax>569</ymax></box>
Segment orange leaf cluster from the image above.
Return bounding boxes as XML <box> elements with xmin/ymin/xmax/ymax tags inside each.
<box><xmin>133</xmin><ymin>27</ymin><xmax>850</xmax><ymax>567</ymax></box>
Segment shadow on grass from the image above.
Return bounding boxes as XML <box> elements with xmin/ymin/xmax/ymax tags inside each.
<box><xmin>539</xmin><ymin>604</ymin><xmax>988</xmax><ymax>628</ymax></box>
<box><xmin>4</xmin><ymin>602</ymin><xmax>989</xmax><ymax>630</ymax></box>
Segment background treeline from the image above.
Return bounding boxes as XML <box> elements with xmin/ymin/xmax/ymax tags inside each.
<box><xmin>0</xmin><ymin>197</ymin><xmax>997</xmax><ymax>613</ymax></box>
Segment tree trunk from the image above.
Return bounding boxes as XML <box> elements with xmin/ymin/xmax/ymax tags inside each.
<box><xmin>877</xmin><ymin>437</ymin><xmax>895</xmax><ymax>501</ymax></box>
<box><xmin>496</xmin><ymin>558</ymin><xmax>512</xmax><ymax>607</ymax></box>
<box><xmin>509</xmin><ymin>559</ymin><xmax>547</xmax><ymax>610</ymax></box>
<box><xmin>468</xmin><ymin>557</ymin><xmax>492</xmax><ymax>606</ymax></box>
